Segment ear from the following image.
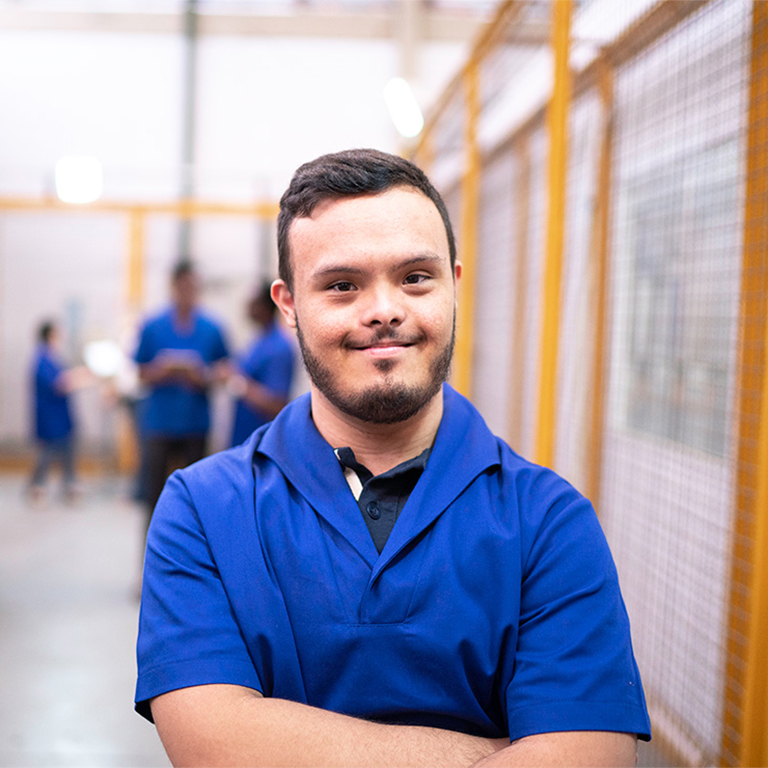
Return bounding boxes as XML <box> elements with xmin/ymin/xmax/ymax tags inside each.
<box><xmin>271</xmin><ymin>279</ymin><xmax>297</xmax><ymax>329</ymax></box>
<box><xmin>454</xmin><ymin>261</ymin><xmax>462</xmax><ymax>283</ymax></box>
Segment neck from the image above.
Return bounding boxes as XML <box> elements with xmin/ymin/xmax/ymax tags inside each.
<box><xmin>310</xmin><ymin>387</ymin><xmax>444</xmax><ymax>476</ymax></box>
<box><xmin>175</xmin><ymin>305</ymin><xmax>194</xmax><ymax>323</ymax></box>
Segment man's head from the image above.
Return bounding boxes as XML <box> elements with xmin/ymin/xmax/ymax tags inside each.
<box><xmin>248</xmin><ymin>282</ymin><xmax>278</xmax><ymax>328</ymax></box>
<box><xmin>171</xmin><ymin>259</ymin><xmax>199</xmax><ymax>314</ymax></box>
<box><xmin>272</xmin><ymin>149</ymin><xmax>460</xmax><ymax>426</ymax></box>
<box><xmin>277</xmin><ymin>149</ymin><xmax>456</xmax><ymax>293</ymax></box>
<box><xmin>38</xmin><ymin>320</ymin><xmax>58</xmax><ymax>346</ymax></box>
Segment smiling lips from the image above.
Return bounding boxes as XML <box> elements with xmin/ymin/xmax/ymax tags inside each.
<box><xmin>348</xmin><ymin>334</ymin><xmax>422</xmax><ymax>358</ymax></box>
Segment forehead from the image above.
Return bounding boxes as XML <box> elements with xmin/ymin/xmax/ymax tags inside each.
<box><xmin>288</xmin><ymin>187</ymin><xmax>450</xmax><ymax>272</ymax></box>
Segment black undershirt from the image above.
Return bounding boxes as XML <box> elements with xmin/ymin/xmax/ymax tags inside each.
<box><xmin>334</xmin><ymin>446</ymin><xmax>431</xmax><ymax>554</ymax></box>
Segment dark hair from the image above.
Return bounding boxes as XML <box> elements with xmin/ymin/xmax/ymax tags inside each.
<box><xmin>172</xmin><ymin>258</ymin><xmax>196</xmax><ymax>282</ymax></box>
<box><xmin>250</xmin><ymin>282</ymin><xmax>277</xmax><ymax>319</ymax></box>
<box><xmin>277</xmin><ymin>148</ymin><xmax>456</xmax><ymax>291</ymax></box>
<box><xmin>38</xmin><ymin>320</ymin><xmax>56</xmax><ymax>343</ymax></box>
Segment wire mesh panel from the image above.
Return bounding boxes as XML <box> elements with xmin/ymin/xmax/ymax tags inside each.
<box><xmin>599</xmin><ymin>0</ymin><xmax>750</xmax><ymax>761</ymax></box>
<box><xmin>553</xmin><ymin>89</ymin><xmax>602</xmax><ymax>492</ymax></box>
<box><xmin>472</xmin><ymin>145</ymin><xmax>516</xmax><ymax>440</ymax></box>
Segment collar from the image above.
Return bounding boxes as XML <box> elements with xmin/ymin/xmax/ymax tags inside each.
<box><xmin>255</xmin><ymin>384</ymin><xmax>501</xmax><ymax>574</ymax></box>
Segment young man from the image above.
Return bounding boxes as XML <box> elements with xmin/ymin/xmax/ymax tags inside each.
<box><xmin>133</xmin><ymin>260</ymin><xmax>229</xmax><ymax>533</ymax></box>
<box><xmin>136</xmin><ymin>149</ymin><xmax>651</xmax><ymax>766</ymax></box>
<box><xmin>229</xmin><ymin>283</ymin><xmax>296</xmax><ymax>447</ymax></box>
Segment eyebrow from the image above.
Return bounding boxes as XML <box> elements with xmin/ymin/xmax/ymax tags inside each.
<box><xmin>311</xmin><ymin>252</ymin><xmax>445</xmax><ymax>280</ymax></box>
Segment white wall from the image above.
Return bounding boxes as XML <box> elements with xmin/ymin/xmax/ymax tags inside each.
<box><xmin>0</xmin><ymin>22</ymin><xmax>468</xmax><ymax>451</ymax></box>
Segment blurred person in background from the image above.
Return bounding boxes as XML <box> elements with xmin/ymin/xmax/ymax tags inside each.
<box><xmin>133</xmin><ymin>259</ymin><xmax>229</xmax><ymax>538</ymax></box>
<box><xmin>29</xmin><ymin>319</ymin><xmax>92</xmax><ymax>503</ymax></box>
<box><xmin>229</xmin><ymin>282</ymin><xmax>295</xmax><ymax>447</ymax></box>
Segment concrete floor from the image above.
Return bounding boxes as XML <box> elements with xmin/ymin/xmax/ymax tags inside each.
<box><xmin>0</xmin><ymin>472</ymin><xmax>169</xmax><ymax>767</ymax></box>
<box><xmin>0</xmin><ymin>470</ymin><xmax>672</xmax><ymax>768</ymax></box>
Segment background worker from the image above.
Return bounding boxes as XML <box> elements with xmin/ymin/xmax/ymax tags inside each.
<box><xmin>29</xmin><ymin>320</ymin><xmax>92</xmax><ymax>503</ymax></box>
<box><xmin>133</xmin><ymin>259</ymin><xmax>229</xmax><ymax>534</ymax></box>
<box><xmin>229</xmin><ymin>282</ymin><xmax>296</xmax><ymax>447</ymax></box>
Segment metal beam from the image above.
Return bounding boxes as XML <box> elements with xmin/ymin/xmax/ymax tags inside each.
<box><xmin>0</xmin><ymin>7</ymin><xmax>488</xmax><ymax>42</ymax></box>
<box><xmin>535</xmin><ymin>0</ymin><xmax>571</xmax><ymax>469</ymax></box>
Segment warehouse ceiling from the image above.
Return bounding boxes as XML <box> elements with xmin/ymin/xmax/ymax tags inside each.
<box><xmin>0</xmin><ymin>0</ymin><xmax>499</xmax><ymax>41</ymax></box>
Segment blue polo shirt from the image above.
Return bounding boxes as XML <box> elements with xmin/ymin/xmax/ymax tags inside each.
<box><xmin>134</xmin><ymin>308</ymin><xmax>229</xmax><ymax>436</ymax></box>
<box><xmin>231</xmin><ymin>323</ymin><xmax>295</xmax><ymax>446</ymax></box>
<box><xmin>136</xmin><ymin>385</ymin><xmax>651</xmax><ymax>742</ymax></box>
<box><xmin>32</xmin><ymin>344</ymin><xmax>73</xmax><ymax>442</ymax></box>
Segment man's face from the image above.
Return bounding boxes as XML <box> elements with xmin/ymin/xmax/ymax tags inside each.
<box><xmin>172</xmin><ymin>272</ymin><xmax>199</xmax><ymax>313</ymax></box>
<box><xmin>274</xmin><ymin>186</ymin><xmax>460</xmax><ymax>424</ymax></box>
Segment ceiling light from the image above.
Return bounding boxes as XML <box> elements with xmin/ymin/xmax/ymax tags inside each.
<box><xmin>55</xmin><ymin>156</ymin><xmax>103</xmax><ymax>204</ymax></box>
<box><xmin>384</xmin><ymin>77</ymin><xmax>424</xmax><ymax>139</ymax></box>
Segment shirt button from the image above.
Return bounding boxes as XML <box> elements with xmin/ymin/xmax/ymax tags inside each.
<box><xmin>366</xmin><ymin>502</ymin><xmax>381</xmax><ymax>520</ymax></box>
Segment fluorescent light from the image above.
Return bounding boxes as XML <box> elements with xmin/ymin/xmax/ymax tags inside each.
<box><xmin>84</xmin><ymin>340</ymin><xmax>123</xmax><ymax>378</ymax></box>
<box><xmin>55</xmin><ymin>156</ymin><xmax>103</xmax><ymax>204</ymax></box>
<box><xmin>384</xmin><ymin>77</ymin><xmax>424</xmax><ymax>139</ymax></box>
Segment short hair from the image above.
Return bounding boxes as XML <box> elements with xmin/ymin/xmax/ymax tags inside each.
<box><xmin>172</xmin><ymin>258</ymin><xmax>196</xmax><ymax>283</ymax></box>
<box><xmin>250</xmin><ymin>282</ymin><xmax>277</xmax><ymax>319</ymax></box>
<box><xmin>38</xmin><ymin>320</ymin><xmax>56</xmax><ymax>343</ymax></box>
<box><xmin>277</xmin><ymin>148</ymin><xmax>456</xmax><ymax>291</ymax></box>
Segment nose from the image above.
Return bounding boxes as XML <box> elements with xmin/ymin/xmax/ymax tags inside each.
<box><xmin>360</xmin><ymin>284</ymin><xmax>405</xmax><ymax>329</ymax></box>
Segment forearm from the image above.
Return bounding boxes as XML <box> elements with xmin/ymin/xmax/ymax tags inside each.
<box><xmin>470</xmin><ymin>731</ymin><xmax>637</xmax><ymax>767</ymax></box>
<box><xmin>242</xmin><ymin>379</ymin><xmax>288</xmax><ymax>418</ymax></box>
<box><xmin>152</xmin><ymin>685</ymin><xmax>507</xmax><ymax>768</ymax></box>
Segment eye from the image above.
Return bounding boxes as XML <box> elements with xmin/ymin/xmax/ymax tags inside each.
<box><xmin>329</xmin><ymin>281</ymin><xmax>356</xmax><ymax>292</ymax></box>
<box><xmin>404</xmin><ymin>273</ymin><xmax>430</xmax><ymax>286</ymax></box>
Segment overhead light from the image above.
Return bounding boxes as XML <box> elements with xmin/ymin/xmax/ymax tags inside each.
<box><xmin>384</xmin><ymin>77</ymin><xmax>424</xmax><ymax>139</ymax></box>
<box><xmin>84</xmin><ymin>339</ymin><xmax>123</xmax><ymax>378</ymax></box>
<box><xmin>55</xmin><ymin>155</ymin><xmax>103</xmax><ymax>204</ymax></box>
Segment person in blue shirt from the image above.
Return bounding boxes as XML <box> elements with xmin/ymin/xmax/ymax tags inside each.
<box><xmin>137</xmin><ymin>149</ymin><xmax>651</xmax><ymax>766</ymax></box>
<box><xmin>229</xmin><ymin>282</ymin><xmax>296</xmax><ymax>447</ymax></box>
<box><xmin>29</xmin><ymin>320</ymin><xmax>91</xmax><ymax>502</ymax></box>
<box><xmin>133</xmin><ymin>260</ymin><xmax>229</xmax><ymax>532</ymax></box>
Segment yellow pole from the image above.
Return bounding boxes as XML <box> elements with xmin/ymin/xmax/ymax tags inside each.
<box><xmin>535</xmin><ymin>0</ymin><xmax>572</xmax><ymax>468</ymax></box>
<box><xmin>127</xmin><ymin>208</ymin><xmax>144</xmax><ymax>309</ymax></box>
<box><xmin>722</xmin><ymin>2</ymin><xmax>768</xmax><ymax>765</ymax></box>
<box><xmin>453</xmin><ymin>60</ymin><xmax>480</xmax><ymax>398</ymax></box>
<box><xmin>585</xmin><ymin>61</ymin><xmax>614</xmax><ymax>508</ymax></box>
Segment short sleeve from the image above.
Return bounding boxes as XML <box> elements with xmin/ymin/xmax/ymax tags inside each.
<box><xmin>506</xmin><ymin>484</ymin><xmax>651</xmax><ymax>742</ymax></box>
<box><xmin>133</xmin><ymin>324</ymin><xmax>154</xmax><ymax>366</ymax></box>
<box><xmin>135</xmin><ymin>472</ymin><xmax>262</xmax><ymax>721</ymax></box>
<box><xmin>257</xmin><ymin>345</ymin><xmax>294</xmax><ymax>396</ymax></box>
<box><xmin>210</xmin><ymin>323</ymin><xmax>229</xmax><ymax>363</ymax></box>
<box><xmin>36</xmin><ymin>357</ymin><xmax>61</xmax><ymax>393</ymax></box>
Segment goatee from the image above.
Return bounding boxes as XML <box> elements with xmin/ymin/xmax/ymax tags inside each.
<box><xmin>296</xmin><ymin>318</ymin><xmax>455</xmax><ymax>424</ymax></box>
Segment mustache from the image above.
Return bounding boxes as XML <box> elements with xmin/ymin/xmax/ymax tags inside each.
<box><xmin>345</xmin><ymin>328</ymin><xmax>427</xmax><ymax>349</ymax></box>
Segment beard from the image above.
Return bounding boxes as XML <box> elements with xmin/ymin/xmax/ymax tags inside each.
<box><xmin>296</xmin><ymin>316</ymin><xmax>455</xmax><ymax>425</ymax></box>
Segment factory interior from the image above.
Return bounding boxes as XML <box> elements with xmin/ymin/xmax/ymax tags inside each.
<box><xmin>1</xmin><ymin>0</ymin><xmax>768</xmax><ymax>765</ymax></box>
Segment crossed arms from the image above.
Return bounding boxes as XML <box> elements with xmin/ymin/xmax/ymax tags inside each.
<box><xmin>151</xmin><ymin>684</ymin><xmax>637</xmax><ymax>767</ymax></box>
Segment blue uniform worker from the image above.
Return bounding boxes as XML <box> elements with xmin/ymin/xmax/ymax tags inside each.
<box><xmin>230</xmin><ymin>284</ymin><xmax>295</xmax><ymax>447</ymax></box>
<box><xmin>136</xmin><ymin>385</ymin><xmax>651</xmax><ymax>743</ymax></box>
<box><xmin>29</xmin><ymin>321</ymin><xmax>78</xmax><ymax>497</ymax></box>
<box><xmin>137</xmin><ymin>150</ymin><xmax>650</xmax><ymax>766</ymax></box>
<box><xmin>134</xmin><ymin>261</ymin><xmax>229</xmax><ymax>528</ymax></box>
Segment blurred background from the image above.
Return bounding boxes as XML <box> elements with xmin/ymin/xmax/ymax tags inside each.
<box><xmin>1</xmin><ymin>0</ymin><xmax>768</xmax><ymax>766</ymax></box>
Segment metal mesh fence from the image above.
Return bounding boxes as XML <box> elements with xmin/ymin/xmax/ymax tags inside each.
<box><xmin>600</xmin><ymin>2</ymin><xmax>749</xmax><ymax>761</ymax></box>
<box><xmin>418</xmin><ymin>0</ymin><xmax>768</xmax><ymax>763</ymax></box>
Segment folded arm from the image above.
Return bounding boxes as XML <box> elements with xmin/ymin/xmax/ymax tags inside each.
<box><xmin>151</xmin><ymin>685</ymin><xmax>636</xmax><ymax>768</ymax></box>
<box><xmin>151</xmin><ymin>684</ymin><xmax>507</xmax><ymax>768</ymax></box>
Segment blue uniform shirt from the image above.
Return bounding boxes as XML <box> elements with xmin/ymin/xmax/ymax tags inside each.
<box><xmin>231</xmin><ymin>323</ymin><xmax>295</xmax><ymax>446</ymax></box>
<box><xmin>134</xmin><ymin>308</ymin><xmax>229</xmax><ymax>436</ymax></box>
<box><xmin>32</xmin><ymin>344</ymin><xmax>72</xmax><ymax>442</ymax></box>
<box><xmin>136</xmin><ymin>385</ymin><xmax>651</xmax><ymax>742</ymax></box>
